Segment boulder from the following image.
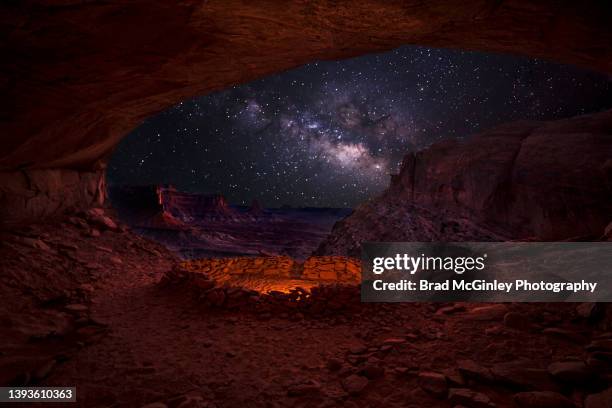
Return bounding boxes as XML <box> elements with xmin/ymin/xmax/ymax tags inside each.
<box><xmin>342</xmin><ymin>374</ymin><xmax>369</xmax><ymax>395</ymax></box>
<box><xmin>360</xmin><ymin>363</ymin><xmax>385</xmax><ymax>380</ymax></box>
<box><xmin>490</xmin><ymin>362</ymin><xmax>559</xmax><ymax>392</ymax></box>
<box><xmin>585</xmin><ymin>387</ymin><xmax>612</xmax><ymax>408</ymax></box>
<box><xmin>503</xmin><ymin>312</ymin><xmax>532</xmax><ymax>331</ymax></box>
<box><xmin>513</xmin><ymin>391</ymin><xmax>575</xmax><ymax>408</ymax></box>
<box><xmin>466</xmin><ymin>305</ymin><xmax>508</xmax><ymax>321</ymax></box>
<box><xmin>547</xmin><ymin>361</ymin><xmax>592</xmax><ymax>384</ymax></box>
<box><xmin>603</xmin><ymin>222</ymin><xmax>612</xmax><ymax>241</ymax></box>
<box><xmin>86</xmin><ymin>209</ymin><xmax>118</xmax><ymax>230</ymax></box>
<box><xmin>448</xmin><ymin>388</ymin><xmax>495</xmax><ymax>408</ymax></box>
<box><xmin>418</xmin><ymin>371</ymin><xmax>448</xmax><ymax>398</ymax></box>
<box><xmin>326</xmin><ymin>358</ymin><xmax>343</xmax><ymax>372</ymax></box>
<box><xmin>457</xmin><ymin>360</ymin><xmax>494</xmax><ymax>383</ymax></box>
<box><xmin>287</xmin><ymin>380</ymin><xmax>321</xmax><ymax>397</ymax></box>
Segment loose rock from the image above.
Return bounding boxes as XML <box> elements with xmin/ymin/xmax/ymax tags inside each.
<box><xmin>327</xmin><ymin>358</ymin><xmax>343</xmax><ymax>372</ymax></box>
<box><xmin>466</xmin><ymin>304</ymin><xmax>508</xmax><ymax>321</ymax></box>
<box><xmin>503</xmin><ymin>312</ymin><xmax>531</xmax><ymax>330</ymax></box>
<box><xmin>585</xmin><ymin>387</ymin><xmax>612</xmax><ymax>408</ymax></box>
<box><xmin>457</xmin><ymin>359</ymin><xmax>493</xmax><ymax>383</ymax></box>
<box><xmin>448</xmin><ymin>388</ymin><xmax>495</xmax><ymax>408</ymax></box>
<box><xmin>491</xmin><ymin>362</ymin><xmax>560</xmax><ymax>392</ymax></box>
<box><xmin>513</xmin><ymin>391</ymin><xmax>575</xmax><ymax>408</ymax></box>
<box><xmin>65</xmin><ymin>304</ymin><xmax>88</xmax><ymax>312</ymax></box>
<box><xmin>418</xmin><ymin>371</ymin><xmax>448</xmax><ymax>398</ymax></box>
<box><xmin>32</xmin><ymin>359</ymin><xmax>56</xmax><ymax>381</ymax></box>
<box><xmin>287</xmin><ymin>380</ymin><xmax>321</xmax><ymax>397</ymax></box>
<box><xmin>547</xmin><ymin>361</ymin><xmax>591</xmax><ymax>384</ymax></box>
<box><xmin>342</xmin><ymin>374</ymin><xmax>369</xmax><ymax>395</ymax></box>
<box><xmin>361</xmin><ymin>363</ymin><xmax>385</xmax><ymax>380</ymax></box>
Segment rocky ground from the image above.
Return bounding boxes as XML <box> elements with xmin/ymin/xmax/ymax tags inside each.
<box><xmin>2</xmin><ymin>209</ymin><xmax>612</xmax><ymax>407</ymax></box>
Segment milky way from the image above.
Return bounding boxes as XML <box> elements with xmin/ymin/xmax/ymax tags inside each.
<box><xmin>108</xmin><ymin>46</ymin><xmax>611</xmax><ymax>207</ymax></box>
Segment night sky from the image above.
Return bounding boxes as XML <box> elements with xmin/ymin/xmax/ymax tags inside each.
<box><xmin>108</xmin><ymin>46</ymin><xmax>612</xmax><ymax>208</ymax></box>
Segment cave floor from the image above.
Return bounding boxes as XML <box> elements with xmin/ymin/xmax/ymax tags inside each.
<box><xmin>0</xmin><ymin>214</ymin><xmax>609</xmax><ymax>408</ymax></box>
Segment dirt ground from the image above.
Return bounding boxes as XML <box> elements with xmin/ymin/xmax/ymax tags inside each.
<box><xmin>1</xmin><ymin>211</ymin><xmax>611</xmax><ymax>408</ymax></box>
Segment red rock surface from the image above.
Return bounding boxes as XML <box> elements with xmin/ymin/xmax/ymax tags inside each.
<box><xmin>0</xmin><ymin>169</ymin><xmax>106</xmax><ymax>228</ymax></box>
<box><xmin>2</xmin><ymin>216</ymin><xmax>612</xmax><ymax>407</ymax></box>
<box><xmin>2</xmin><ymin>1</ymin><xmax>611</xmax><ymax>171</ymax></box>
<box><xmin>177</xmin><ymin>256</ymin><xmax>361</xmax><ymax>293</ymax></box>
<box><xmin>2</xmin><ymin>3</ymin><xmax>612</xmax><ymax>407</ymax></box>
<box><xmin>1</xmin><ymin>1</ymin><xmax>612</xmax><ymax>225</ymax></box>
<box><xmin>159</xmin><ymin>187</ymin><xmax>234</xmax><ymax>219</ymax></box>
<box><xmin>392</xmin><ymin>111</ymin><xmax>612</xmax><ymax>239</ymax></box>
<box><xmin>318</xmin><ymin>110</ymin><xmax>612</xmax><ymax>256</ymax></box>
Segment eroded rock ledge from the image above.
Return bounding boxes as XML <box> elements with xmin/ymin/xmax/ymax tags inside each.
<box><xmin>0</xmin><ymin>169</ymin><xmax>106</xmax><ymax>228</ymax></box>
<box><xmin>1</xmin><ymin>2</ymin><xmax>611</xmax><ymax>227</ymax></box>
<box><xmin>318</xmin><ymin>110</ymin><xmax>612</xmax><ymax>256</ymax></box>
<box><xmin>2</xmin><ymin>1</ymin><xmax>611</xmax><ymax>171</ymax></box>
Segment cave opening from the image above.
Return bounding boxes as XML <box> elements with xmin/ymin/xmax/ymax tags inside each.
<box><xmin>105</xmin><ymin>45</ymin><xmax>611</xmax><ymax>293</ymax></box>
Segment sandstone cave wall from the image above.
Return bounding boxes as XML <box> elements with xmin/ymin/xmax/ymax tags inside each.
<box><xmin>1</xmin><ymin>1</ymin><xmax>611</xmax><ymax>226</ymax></box>
<box><xmin>391</xmin><ymin>111</ymin><xmax>612</xmax><ymax>239</ymax></box>
<box><xmin>0</xmin><ymin>169</ymin><xmax>106</xmax><ymax>228</ymax></box>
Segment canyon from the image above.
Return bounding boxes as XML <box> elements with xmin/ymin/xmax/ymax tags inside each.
<box><xmin>1</xmin><ymin>108</ymin><xmax>610</xmax><ymax>408</ymax></box>
<box><xmin>106</xmin><ymin>110</ymin><xmax>612</xmax><ymax>263</ymax></box>
<box><xmin>109</xmin><ymin>184</ymin><xmax>351</xmax><ymax>259</ymax></box>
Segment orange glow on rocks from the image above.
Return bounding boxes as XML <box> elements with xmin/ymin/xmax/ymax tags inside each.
<box><xmin>179</xmin><ymin>256</ymin><xmax>361</xmax><ymax>293</ymax></box>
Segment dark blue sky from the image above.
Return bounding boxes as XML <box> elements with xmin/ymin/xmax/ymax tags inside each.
<box><xmin>108</xmin><ymin>46</ymin><xmax>612</xmax><ymax>207</ymax></box>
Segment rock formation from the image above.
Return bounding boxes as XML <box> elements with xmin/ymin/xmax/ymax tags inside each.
<box><xmin>109</xmin><ymin>185</ymin><xmax>235</xmax><ymax>225</ymax></box>
<box><xmin>318</xmin><ymin>110</ymin><xmax>612</xmax><ymax>256</ymax></box>
<box><xmin>0</xmin><ymin>169</ymin><xmax>106</xmax><ymax>228</ymax></box>
<box><xmin>108</xmin><ymin>185</ymin><xmax>352</xmax><ymax>259</ymax></box>
<box><xmin>1</xmin><ymin>1</ymin><xmax>612</xmax><ymax>226</ymax></box>
<box><xmin>158</xmin><ymin>188</ymin><xmax>234</xmax><ymax>219</ymax></box>
<box><xmin>106</xmin><ymin>184</ymin><xmax>184</xmax><ymax>230</ymax></box>
<box><xmin>248</xmin><ymin>199</ymin><xmax>264</xmax><ymax>216</ymax></box>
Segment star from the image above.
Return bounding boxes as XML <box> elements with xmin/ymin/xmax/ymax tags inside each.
<box><xmin>108</xmin><ymin>46</ymin><xmax>612</xmax><ymax>208</ymax></box>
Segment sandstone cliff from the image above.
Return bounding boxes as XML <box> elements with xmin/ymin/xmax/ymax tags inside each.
<box><xmin>317</xmin><ymin>110</ymin><xmax>612</xmax><ymax>256</ymax></box>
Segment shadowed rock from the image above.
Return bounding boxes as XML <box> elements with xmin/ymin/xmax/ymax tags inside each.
<box><xmin>318</xmin><ymin>110</ymin><xmax>612</xmax><ymax>256</ymax></box>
